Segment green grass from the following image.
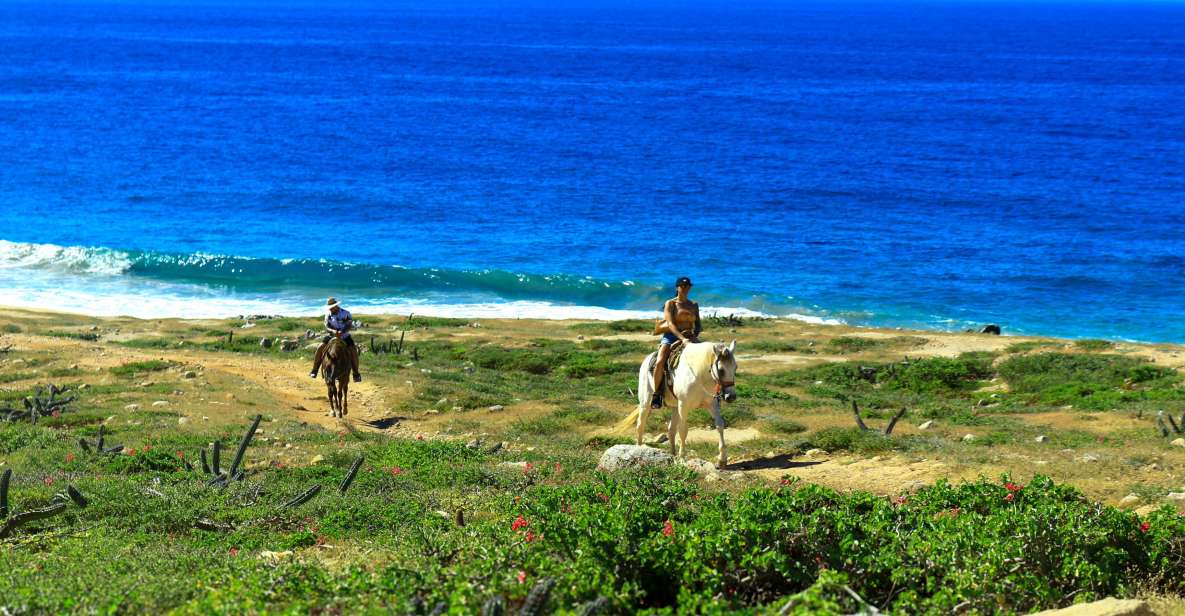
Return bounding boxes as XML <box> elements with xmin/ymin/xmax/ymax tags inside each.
<box><xmin>44</xmin><ymin>330</ymin><xmax>101</xmax><ymax>341</ymax></box>
<box><xmin>1075</xmin><ymin>339</ymin><xmax>1116</xmax><ymax>351</ymax></box>
<box><xmin>998</xmin><ymin>352</ymin><xmax>1184</xmax><ymax>410</ymax></box>
<box><xmin>110</xmin><ymin>360</ymin><xmax>175</xmax><ymax>377</ymax></box>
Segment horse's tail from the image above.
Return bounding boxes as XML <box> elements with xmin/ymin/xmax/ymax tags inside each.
<box><xmin>615</xmin><ymin>407</ymin><xmax>642</xmax><ymax>432</ymax></box>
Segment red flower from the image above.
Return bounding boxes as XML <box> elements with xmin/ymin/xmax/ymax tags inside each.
<box><xmin>517</xmin><ymin>570</ymin><xmax>527</xmax><ymax>584</ymax></box>
<box><xmin>523</xmin><ymin>462</ymin><xmax>535</xmax><ymax>474</ymax></box>
<box><xmin>525</xmin><ymin>530</ymin><xmax>537</xmax><ymax>543</ymax></box>
<box><xmin>143</xmin><ymin>445</ymin><xmax>152</xmax><ymax>452</ymax></box>
<box><xmin>894</xmin><ymin>495</ymin><xmax>908</xmax><ymax>506</ymax></box>
<box><xmin>596</xmin><ymin>492</ymin><xmax>609</xmax><ymax>503</ymax></box>
<box><xmin>316</xmin><ymin>535</ymin><xmax>327</xmax><ymax>546</ymax></box>
<box><xmin>553</xmin><ymin>462</ymin><xmax>563</xmax><ymax>474</ymax></box>
<box><xmin>51</xmin><ymin>410</ymin><xmax>61</xmax><ymax>418</ymax></box>
<box><xmin>64</xmin><ymin>453</ymin><xmax>75</xmax><ymax>464</ymax></box>
<box><xmin>43</xmin><ymin>476</ymin><xmax>55</xmax><ymax>487</ymax></box>
<box><xmin>389</xmin><ymin>466</ymin><xmax>404</xmax><ymax>476</ymax></box>
<box><xmin>126</xmin><ymin>448</ymin><xmax>137</xmax><ymax>456</ymax></box>
<box><xmin>511</xmin><ymin>515</ymin><xmax>529</xmax><ymax>532</ymax></box>
<box><xmin>1140</xmin><ymin>522</ymin><xmax>1151</xmax><ymax>534</ymax></box>
<box><xmin>1004</xmin><ymin>493</ymin><xmax>1015</xmax><ymax>502</ymax></box>
<box><xmin>228</xmin><ymin>547</ymin><xmax>239</xmax><ymax>557</ymax></box>
<box><xmin>1004</xmin><ymin>482</ymin><xmax>1023</xmax><ymax>492</ymax></box>
<box><xmin>416</xmin><ymin>434</ymin><xmax>425</xmax><ymax>441</ymax></box>
<box><xmin>662</xmin><ymin>519</ymin><xmax>674</xmax><ymax>538</ymax></box>
<box><xmin>950</xmin><ymin>507</ymin><xmax>961</xmax><ymax>516</ymax></box>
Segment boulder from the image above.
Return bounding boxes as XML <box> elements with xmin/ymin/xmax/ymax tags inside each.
<box><xmin>1030</xmin><ymin>598</ymin><xmax>1152</xmax><ymax>616</ymax></box>
<box><xmin>1118</xmin><ymin>494</ymin><xmax>1140</xmax><ymax>509</ymax></box>
<box><xmin>980</xmin><ymin>324</ymin><xmax>1002</xmax><ymax>335</ymax></box>
<box><xmin>598</xmin><ymin>445</ymin><xmax>674</xmax><ymax>471</ymax></box>
<box><xmin>487</xmin><ymin>405</ymin><xmax>505</xmax><ymax>412</ymax></box>
<box><xmin>1170</xmin><ymin>438</ymin><xmax>1185</xmax><ymax>448</ymax></box>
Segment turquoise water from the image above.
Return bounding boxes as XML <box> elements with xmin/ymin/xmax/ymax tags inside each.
<box><xmin>1</xmin><ymin>2</ymin><xmax>1183</xmax><ymax>340</ymax></box>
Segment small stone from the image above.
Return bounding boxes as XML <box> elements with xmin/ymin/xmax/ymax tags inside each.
<box><xmin>917</xmin><ymin>420</ymin><xmax>934</xmax><ymax>430</ymax></box>
<box><xmin>424</xmin><ymin>409</ymin><xmax>440</xmax><ymax>415</ymax></box>
<box><xmin>138</xmin><ymin>381</ymin><xmax>154</xmax><ymax>387</ymax></box>
<box><xmin>804</xmin><ymin>448</ymin><xmax>828</xmax><ymax>457</ymax></box>
<box><xmin>962</xmin><ymin>434</ymin><xmax>976</xmax><ymax>442</ymax></box>
<box><xmin>152</xmin><ymin>400</ymin><xmax>169</xmax><ymax>407</ymax></box>
<box><xmin>310</xmin><ymin>455</ymin><xmax>325</xmax><ymax>464</ymax></box>
<box><xmin>124</xmin><ymin>404</ymin><xmax>140</xmax><ymax>411</ymax></box>
<box><xmin>421</xmin><ymin>368</ymin><xmax>432</xmax><ymax>374</ymax></box>
<box><xmin>451</xmin><ymin>406</ymin><xmax>463</xmax><ymax>412</ymax></box>
<box><xmin>78</xmin><ymin>383</ymin><xmax>90</xmax><ymax>390</ymax></box>
<box><xmin>178</xmin><ymin>417</ymin><xmax>189</xmax><ymax>425</ymax></box>
<box><xmin>1035</xmin><ymin>435</ymin><xmax>1049</xmax><ymax>443</ymax></box>
<box><xmin>1118</xmin><ymin>494</ymin><xmax>1140</xmax><ymax>509</ymax></box>
<box><xmin>466</xmin><ymin>439</ymin><xmax>482</xmax><ymax>449</ymax></box>
<box><xmin>1170</xmin><ymin>438</ymin><xmax>1185</xmax><ymax>448</ymax></box>
<box><xmin>1080</xmin><ymin>454</ymin><xmax>1100</xmax><ymax>462</ymax></box>
<box><xmin>1167</xmin><ymin>492</ymin><xmax>1185</xmax><ymax>501</ymax></box>
<box><xmin>260</xmin><ymin>550</ymin><xmax>295</xmax><ymax>564</ymax></box>
<box><xmin>499</xmin><ymin>461</ymin><xmax>530</xmax><ymax>469</ymax></box>
<box><xmin>462</xmin><ymin>366</ymin><xmax>475</xmax><ymax>373</ymax></box>
<box><xmin>576</xmin><ymin>335</ymin><xmax>585</xmax><ymax>341</ymax></box>
<box><xmin>680</xmin><ymin>458</ymin><xmax>717</xmax><ymax>475</ymax></box>
<box><xmin>1034</xmin><ymin>460</ymin><xmax>1048</xmax><ymax>465</ymax></box>
<box><xmin>436</xmin><ymin>398</ymin><xmax>448</xmax><ymax>406</ymax></box>
<box><xmin>487</xmin><ymin>405</ymin><xmax>504</xmax><ymax>412</ymax></box>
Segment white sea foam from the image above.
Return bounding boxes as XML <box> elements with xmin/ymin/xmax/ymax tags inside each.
<box><xmin>0</xmin><ymin>240</ymin><xmax>131</xmax><ymax>275</ymax></box>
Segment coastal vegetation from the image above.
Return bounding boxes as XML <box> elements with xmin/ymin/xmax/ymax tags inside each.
<box><xmin>1</xmin><ymin>311</ymin><xmax>1183</xmax><ymax>613</ymax></box>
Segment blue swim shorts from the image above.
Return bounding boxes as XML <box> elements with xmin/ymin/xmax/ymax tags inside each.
<box><xmin>659</xmin><ymin>332</ymin><xmax>679</xmax><ymax>345</ymax></box>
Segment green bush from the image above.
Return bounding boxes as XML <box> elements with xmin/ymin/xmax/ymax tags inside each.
<box><xmin>766</xmin><ymin>417</ymin><xmax>807</xmax><ymax>435</ymax></box>
<box><xmin>110</xmin><ymin>360</ymin><xmax>174</xmax><ymax>377</ymax></box>
<box><xmin>998</xmin><ymin>353</ymin><xmax>1182</xmax><ymax>409</ymax></box>
<box><xmin>884</xmin><ymin>354</ymin><xmax>994</xmax><ymax>394</ymax></box>
<box><xmin>1074</xmin><ymin>339</ymin><xmax>1115</xmax><ymax>351</ymax></box>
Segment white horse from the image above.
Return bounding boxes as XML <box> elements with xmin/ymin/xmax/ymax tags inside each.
<box><xmin>627</xmin><ymin>340</ymin><xmax>738</xmax><ymax>467</ymax></box>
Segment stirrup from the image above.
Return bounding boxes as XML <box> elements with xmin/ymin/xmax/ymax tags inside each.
<box><xmin>650</xmin><ymin>392</ymin><xmax>663</xmax><ymax>409</ymax></box>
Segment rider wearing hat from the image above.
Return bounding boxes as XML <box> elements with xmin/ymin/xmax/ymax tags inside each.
<box><xmin>310</xmin><ymin>297</ymin><xmax>362</xmax><ymax>383</ymax></box>
<box><xmin>651</xmin><ymin>276</ymin><xmax>701</xmax><ymax>409</ymax></box>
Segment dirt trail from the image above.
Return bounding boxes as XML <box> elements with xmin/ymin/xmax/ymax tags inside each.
<box><xmin>5</xmin><ymin>333</ymin><xmax>401</xmax><ymax>433</ymax></box>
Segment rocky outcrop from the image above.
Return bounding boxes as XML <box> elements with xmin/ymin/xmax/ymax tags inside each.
<box><xmin>1030</xmin><ymin>598</ymin><xmax>1153</xmax><ymax>616</ymax></box>
<box><xmin>597</xmin><ymin>445</ymin><xmax>673</xmax><ymax>471</ymax></box>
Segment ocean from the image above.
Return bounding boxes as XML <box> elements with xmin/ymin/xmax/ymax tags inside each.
<box><xmin>1</xmin><ymin>1</ymin><xmax>1183</xmax><ymax>341</ymax></box>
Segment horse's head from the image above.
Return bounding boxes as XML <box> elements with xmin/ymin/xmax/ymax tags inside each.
<box><xmin>714</xmin><ymin>340</ymin><xmax>738</xmax><ymax>403</ymax></box>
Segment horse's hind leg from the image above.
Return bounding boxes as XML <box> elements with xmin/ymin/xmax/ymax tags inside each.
<box><xmin>341</xmin><ymin>380</ymin><xmax>349</xmax><ymax>417</ymax></box>
<box><xmin>635</xmin><ymin>404</ymin><xmax>651</xmax><ymax>446</ymax></box>
<box><xmin>666</xmin><ymin>406</ymin><xmax>679</xmax><ymax>456</ymax></box>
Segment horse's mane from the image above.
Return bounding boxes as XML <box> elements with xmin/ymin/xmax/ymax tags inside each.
<box><xmin>682</xmin><ymin>341</ymin><xmax>719</xmax><ymax>375</ymax></box>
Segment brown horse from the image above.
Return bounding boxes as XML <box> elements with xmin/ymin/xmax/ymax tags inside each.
<box><xmin>322</xmin><ymin>337</ymin><xmax>351</xmax><ymax>418</ymax></box>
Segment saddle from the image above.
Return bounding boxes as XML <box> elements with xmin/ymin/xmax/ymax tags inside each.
<box><xmin>648</xmin><ymin>341</ymin><xmax>687</xmax><ymax>379</ymax></box>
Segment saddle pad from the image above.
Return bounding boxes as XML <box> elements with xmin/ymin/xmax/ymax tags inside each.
<box><xmin>648</xmin><ymin>341</ymin><xmax>686</xmax><ymax>372</ymax></box>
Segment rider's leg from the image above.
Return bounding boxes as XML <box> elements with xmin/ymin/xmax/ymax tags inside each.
<box><xmin>345</xmin><ymin>337</ymin><xmax>361</xmax><ymax>382</ymax></box>
<box><xmin>651</xmin><ymin>343</ymin><xmax>672</xmax><ymax>408</ymax></box>
<box><xmin>310</xmin><ymin>337</ymin><xmax>329</xmax><ymax>377</ymax></box>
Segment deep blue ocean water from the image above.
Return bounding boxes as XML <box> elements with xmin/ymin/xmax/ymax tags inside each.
<box><xmin>1</xmin><ymin>1</ymin><xmax>1184</xmax><ymax>340</ymax></box>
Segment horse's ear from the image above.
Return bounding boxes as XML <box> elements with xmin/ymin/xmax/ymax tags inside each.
<box><xmin>729</xmin><ymin>339</ymin><xmax>737</xmax><ymax>354</ymax></box>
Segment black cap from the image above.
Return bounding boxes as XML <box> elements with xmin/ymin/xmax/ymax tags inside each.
<box><xmin>675</xmin><ymin>276</ymin><xmax>692</xmax><ymax>288</ymax></box>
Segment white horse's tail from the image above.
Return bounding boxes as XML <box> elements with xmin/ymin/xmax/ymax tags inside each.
<box><xmin>616</xmin><ymin>351</ymin><xmax>657</xmax><ymax>432</ymax></box>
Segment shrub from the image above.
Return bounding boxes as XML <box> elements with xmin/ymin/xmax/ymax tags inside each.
<box><xmin>998</xmin><ymin>353</ymin><xmax>1182</xmax><ymax>409</ymax></box>
<box><xmin>110</xmin><ymin>360</ymin><xmax>174</xmax><ymax>377</ymax></box>
<box><xmin>1074</xmin><ymin>339</ymin><xmax>1115</xmax><ymax>351</ymax></box>
<box><xmin>766</xmin><ymin>417</ymin><xmax>807</xmax><ymax>435</ymax></box>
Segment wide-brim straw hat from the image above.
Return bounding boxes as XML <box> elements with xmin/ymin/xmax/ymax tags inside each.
<box><xmin>325</xmin><ymin>297</ymin><xmax>341</xmax><ymax>312</ymax></box>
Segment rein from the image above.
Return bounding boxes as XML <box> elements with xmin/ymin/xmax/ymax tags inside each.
<box><xmin>711</xmin><ymin>351</ymin><xmax>736</xmax><ymax>399</ymax></box>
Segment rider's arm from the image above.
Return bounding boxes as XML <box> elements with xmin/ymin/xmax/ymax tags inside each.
<box><xmin>324</xmin><ymin>313</ymin><xmax>340</xmax><ymax>335</ymax></box>
<box><xmin>693</xmin><ymin>305</ymin><xmax>702</xmax><ymax>338</ymax></box>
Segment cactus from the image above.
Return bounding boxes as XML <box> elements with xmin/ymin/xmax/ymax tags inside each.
<box><xmin>227</xmin><ymin>414</ymin><xmax>261</xmax><ymax>479</ymax></box>
<box><xmin>212</xmin><ymin>440</ymin><xmax>222</xmax><ymax>476</ymax></box>
<box><xmin>200</xmin><ymin>448</ymin><xmax>211</xmax><ymax>474</ymax></box>
<box><xmin>339</xmin><ymin>456</ymin><xmax>364</xmax><ymax>494</ymax></box>
<box><xmin>455</xmin><ymin>509</ymin><xmax>465</xmax><ymax>527</ymax></box>
<box><xmin>480</xmin><ymin>596</ymin><xmax>505</xmax><ymax>616</ymax></box>
<box><xmin>518</xmin><ymin>578</ymin><xmax>556</xmax><ymax>616</ymax></box>
<box><xmin>0</xmin><ymin>502</ymin><xmax>69</xmax><ymax>539</ymax></box>
<box><xmin>64</xmin><ymin>485</ymin><xmax>88</xmax><ymax>508</ymax></box>
<box><xmin>282</xmin><ymin>485</ymin><xmax>321</xmax><ymax>509</ymax></box>
<box><xmin>577</xmin><ymin>597</ymin><xmax>609</xmax><ymax>616</ymax></box>
<box><xmin>0</xmin><ymin>468</ymin><xmax>10</xmax><ymax>519</ymax></box>
<box><xmin>96</xmin><ymin>426</ymin><xmax>105</xmax><ymax>451</ymax></box>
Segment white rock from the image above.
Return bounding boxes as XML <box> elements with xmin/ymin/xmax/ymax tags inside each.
<box><xmin>436</xmin><ymin>398</ymin><xmax>448</xmax><ymax>406</ymax></box>
<box><xmin>1170</xmin><ymin>438</ymin><xmax>1185</xmax><ymax>448</ymax></box>
<box><xmin>259</xmin><ymin>550</ymin><xmax>295</xmax><ymax>564</ymax></box>
<box><xmin>77</xmin><ymin>383</ymin><xmax>89</xmax><ymax>390</ymax></box>
<box><xmin>962</xmin><ymin>434</ymin><xmax>976</xmax><ymax>442</ymax></box>
<box><xmin>1081</xmin><ymin>454</ymin><xmax>1100</xmax><ymax>462</ymax></box>
<box><xmin>152</xmin><ymin>400</ymin><xmax>169</xmax><ymax>407</ymax></box>
<box><xmin>917</xmin><ymin>420</ymin><xmax>934</xmax><ymax>430</ymax></box>
<box><xmin>487</xmin><ymin>405</ymin><xmax>504</xmax><ymax>412</ymax></box>
<box><xmin>804</xmin><ymin>448</ymin><xmax>828</xmax><ymax>458</ymax></box>
<box><xmin>310</xmin><ymin>454</ymin><xmax>325</xmax><ymax>464</ymax></box>
<box><xmin>178</xmin><ymin>417</ymin><xmax>189</xmax><ymax>425</ymax></box>
<box><xmin>597</xmin><ymin>445</ymin><xmax>674</xmax><ymax>471</ymax></box>
<box><xmin>1034</xmin><ymin>460</ymin><xmax>1048</xmax><ymax>465</ymax></box>
<box><xmin>1029</xmin><ymin>597</ymin><xmax>1153</xmax><ymax>616</ymax></box>
<box><xmin>1035</xmin><ymin>435</ymin><xmax>1049</xmax><ymax>443</ymax></box>
<box><xmin>1118</xmin><ymin>494</ymin><xmax>1140</xmax><ymax>509</ymax></box>
<box><xmin>124</xmin><ymin>404</ymin><xmax>140</xmax><ymax>411</ymax></box>
<box><xmin>679</xmin><ymin>458</ymin><xmax>717</xmax><ymax>475</ymax></box>
<box><xmin>1167</xmin><ymin>492</ymin><xmax>1185</xmax><ymax>501</ymax></box>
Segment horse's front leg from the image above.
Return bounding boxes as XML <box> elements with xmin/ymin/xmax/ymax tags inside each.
<box><xmin>710</xmin><ymin>397</ymin><xmax>727</xmax><ymax>468</ymax></box>
<box><xmin>341</xmin><ymin>380</ymin><xmax>349</xmax><ymax>417</ymax></box>
<box><xmin>676</xmin><ymin>400</ymin><xmax>689</xmax><ymax>459</ymax></box>
<box><xmin>635</xmin><ymin>404</ymin><xmax>651</xmax><ymax>446</ymax></box>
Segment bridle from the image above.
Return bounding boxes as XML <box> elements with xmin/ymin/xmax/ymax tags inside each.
<box><xmin>710</xmin><ymin>348</ymin><xmax>736</xmax><ymax>399</ymax></box>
